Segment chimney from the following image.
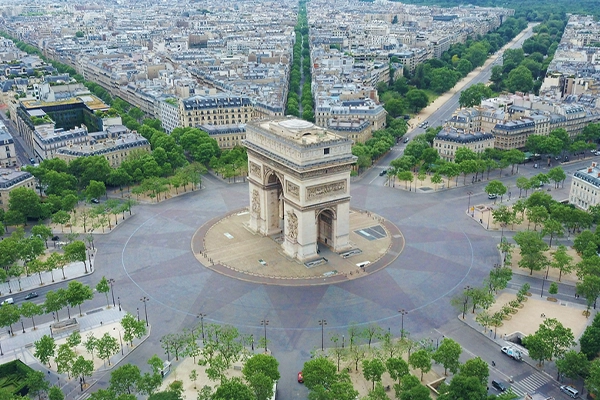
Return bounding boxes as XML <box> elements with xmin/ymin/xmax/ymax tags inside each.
<box><xmin>588</xmin><ymin>168</ymin><xmax>593</xmax><ymax>173</ymax></box>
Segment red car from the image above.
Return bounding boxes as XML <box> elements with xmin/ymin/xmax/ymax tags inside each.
<box><xmin>297</xmin><ymin>371</ymin><xmax>304</xmax><ymax>383</ymax></box>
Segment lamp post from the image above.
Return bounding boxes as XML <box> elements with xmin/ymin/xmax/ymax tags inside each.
<box><xmin>113</xmin><ymin>327</ymin><xmax>123</xmax><ymax>355</ymax></box>
<box><xmin>260</xmin><ymin>320</ymin><xmax>269</xmax><ymax>352</ymax></box>
<box><xmin>487</xmin><ymin>207</ymin><xmax>493</xmax><ymax>229</ymax></box>
<box><xmin>436</xmin><ymin>335</ymin><xmax>445</xmax><ymax>349</ymax></box>
<box><xmin>136</xmin><ymin>308</ymin><xmax>140</xmax><ymax>322</ymax></box>
<box><xmin>319</xmin><ymin>319</ymin><xmax>327</xmax><ymax>351</ymax></box>
<box><xmin>541</xmin><ymin>277</ymin><xmax>546</xmax><ymax>298</ymax></box>
<box><xmin>399</xmin><ymin>309</ymin><xmax>408</xmax><ymax>338</ymax></box>
<box><xmin>140</xmin><ymin>296</ymin><xmax>149</xmax><ymax>326</ymax></box>
<box><xmin>462</xmin><ymin>285</ymin><xmax>471</xmax><ymax>319</ymax></box>
<box><xmin>199</xmin><ymin>313</ymin><xmax>207</xmax><ymax>343</ymax></box>
<box><xmin>21</xmin><ymin>320</ymin><xmax>25</xmax><ymax>334</ymax></box>
<box><xmin>250</xmin><ymin>334</ymin><xmax>254</xmax><ymax>351</ymax></box>
<box><xmin>342</xmin><ymin>335</ymin><xmax>345</xmax><ymax>349</ymax></box>
<box><xmin>108</xmin><ymin>278</ymin><xmax>116</xmax><ymax>307</ymax></box>
<box><xmin>0</xmin><ymin>339</ymin><xmax>3</xmax><ymax>356</ymax></box>
<box><xmin>467</xmin><ymin>191</ymin><xmax>473</xmax><ymax>216</ymax></box>
<box><xmin>118</xmin><ymin>297</ymin><xmax>121</xmax><ymax>312</ymax></box>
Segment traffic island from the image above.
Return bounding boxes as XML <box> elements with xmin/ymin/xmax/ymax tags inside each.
<box><xmin>191</xmin><ymin>208</ymin><xmax>404</xmax><ymax>286</ymax></box>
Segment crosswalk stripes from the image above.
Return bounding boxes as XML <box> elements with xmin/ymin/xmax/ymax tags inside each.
<box><xmin>76</xmin><ymin>393</ymin><xmax>91</xmax><ymax>400</ymax></box>
<box><xmin>511</xmin><ymin>372</ymin><xmax>551</xmax><ymax>397</ymax></box>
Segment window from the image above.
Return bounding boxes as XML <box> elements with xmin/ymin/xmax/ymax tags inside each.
<box><xmin>324</xmin><ymin>148</ymin><xmax>330</xmax><ymax>155</ymax></box>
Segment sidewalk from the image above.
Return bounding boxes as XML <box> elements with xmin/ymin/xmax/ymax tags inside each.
<box><xmin>459</xmin><ymin>287</ymin><xmax>594</xmax><ymax>383</ymax></box>
<box><xmin>0</xmin><ymin>250</ymin><xmax>96</xmax><ymax>299</ymax></box>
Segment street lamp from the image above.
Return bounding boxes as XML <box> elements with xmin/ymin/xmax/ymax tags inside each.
<box><xmin>136</xmin><ymin>308</ymin><xmax>140</xmax><ymax>322</ymax></box>
<box><xmin>118</xmin><ymin>297</ymin><xmax>121</xmax><ymax>312</ymax></box>
<box><xmin>260</xmin><ymin>320</ymin><xmax>269</xmax><ymax>352</ymax></box>
<box><xmin>319</xmin><ymin>319</ymin><xmax>327</xmax><ymax>351</ymax></box>
<box><xmin>113</xmin><ymin>327</ymin><xmax>123</xmax><ymax>355</ymax></box>
<box><xmin>140</xmin><ymin>296</ymin><xmax>149</xmax><ymax>326</ymax></box>
<box><xmin>399</xmin><ymin>309</ymin><xmax>408</xmax><ymax>339</ymax></box>
<box><xmin>541</xmin><ymin>277</ymin><xmax>546</xmax><ymax>298</ymax></box>
<box><xmin>436</xmin><ymin>335</ymin><xmax>445</xmax><ymax>349</ymax></box>
<box><xmin>21</xmin><ymin>319</ymin><xmax>25</xmax><ymax>334</ymax></box>
<box><xmin>342</xmin><ymin>335</ymin><xmax>345</xmax><ymax>349</ymax></box>
<box><xmin>467</xmin><ymin>191</ymin><xmax>473</xmax><ymax>216</ymax></box>
<box><xmin>108</xmin><ymin>278</ymin><xmax>116</xmax><ymax>307</ymax></box>
<box><xmin>199</xmin><ymin>313</ymin><xmax>207</xmax><ymax>343</ymax></box>
<box><xmin>462</xmin><ymin>285</ymin><xmax>471</xmax><ymax>319</ymax></box>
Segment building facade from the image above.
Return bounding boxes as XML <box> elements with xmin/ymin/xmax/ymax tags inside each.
<box><xmin>0</xmin><ymin>123</ymin><xmax>16</xmax><ymax>168</ymax></box>
<box><xmin>433</xmin><ymin>128</ymin><xmax>495</xmax><ymax>162</ymax></box>
<box><xmin>0</xmin><ymin>169</ymin><xmax>35</xmax><ymax>211</ymax></box>
<box><xmin>570</xmin><ymin>162</ymin><xmax>600</xmax><ymax>210</ymax></box>
<box><xmin>180</xmin><ymin>94</ymin><xmax>254</xmax><ymax>128</ymax></box>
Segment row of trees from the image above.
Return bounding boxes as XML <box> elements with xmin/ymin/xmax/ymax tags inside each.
<box><xmin>285</xmin><ymin>1</ymin><xmax>314</xmax><ymax>122</ymax></box>
<box><xmin>0</xmin><ymin>280</ymin><xmax>93</xmax><ymax>336</ymax></box>
<box><xmin>0</xmin><ymin>228</ymin><xmax>89</xmax><ymax>287</ymax></box>
<box><xmin>490</xmin><ymin>17</ymin><xmax>566</xmax><ymax>94</ymax></box>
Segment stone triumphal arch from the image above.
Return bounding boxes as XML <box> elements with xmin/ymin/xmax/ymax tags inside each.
<box><xmin>244</xmin><ymin>118</ymin><xmax>356</xmax><ymax>261</ymax></box>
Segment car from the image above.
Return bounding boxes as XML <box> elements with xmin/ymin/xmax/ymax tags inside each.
<box><xmin>29</xmin><ymin>157</ymin><xmax>36</xmax><ymax>164</ymax></box>
<box><xmin>1</xmin><ymin>298</ymin><xmax>14</xmax><ymax>305</ymax></box>
<box><xmin>379</xmin><ymin>169</ymin><xmax>387</xmax><ymax>176</ymax></box>
<box><xmin>91</xmin><ymin>198</ymin><xmax>100</xmax><ymax>204</ymax></box>
<box><xmin>298</xmin><ymin>371</ymin><xmax>304</xmax><ymax>383</ymax></box>
<box><xmin>52</xmin><ymin>236</ymin><xmax>60</xmax><ymax>241</ymax></box>
<box><xmin>492</xmin><ymin>380</ymin><xmax>508</xmax><ymax>392</ymax></box>
<box><xmin>560</xmin><ymin>385</ymin><xmax>579</xmax><ymax>398</ymax></box>
<box><xmin>488</xmin><ymin>194</ymin><xmax>498</xmax><ymax>200</ymax></box>
<box><xmin>24</xmin><ymin>292</ymin><xmax>38</xmax><ymax>300</ymax></box>
<box><xmin>533</xmin><ymin>163</ymin><xmax>539</xmax><ymax>168</ymax></box>
<box><xmin>403</xmin><ymin>137</ymin><xmax>409</xmax><ymax>143</ymax></box>
<box><xmin>564</xmin><ymin>156</ymin><xmax>569</xmax><ymax>162</ymax></box>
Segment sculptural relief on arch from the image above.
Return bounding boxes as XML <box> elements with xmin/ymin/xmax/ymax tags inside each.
<box><xmin>243</xmin><ymin>117</ymin><xmax>356</xmax><ymax>261</ymax></box>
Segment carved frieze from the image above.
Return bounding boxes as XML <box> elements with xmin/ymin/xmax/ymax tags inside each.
<box><xmin>306</xmin><ymin>180</ymin><xmax>346</xmax><ymax>201</ymax></box>
<box><xmin>249</xmin><ymin>161</ymin><xmax>261</xmax><ymax>177</ymax></box>
<box><xmin>286</xmin><ymin>181</ymin><xmax>300</xmax><ymax>199</ymax></box>
<box><xmin>251</xmin><ymin>189</ymin><xmax>260</xmax><ymax>215</ymax></box>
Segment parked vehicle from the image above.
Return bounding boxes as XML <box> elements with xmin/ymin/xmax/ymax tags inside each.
<box><xmin>560</xmin><ymin>385</ymin><xmax>579</xmax><ymax>398</ymax></box>
<box><xmin>24</xmin><ymin>292</ymin><xmax>38</xmax><ymax>300</ymax></box>
<box><xmin>501</xmin><ymin>346</ymin><xmax>523</xmax><ymax>361</ymax></box>
<box><xmin>492</xmin><ymin>380</ymin><xmax>508</xmax><ymax>392</ymax></box>
<box><xmin>1</xmin><ymin>298</ymin><xmax>14</xmax><ymax>305</ymax></box>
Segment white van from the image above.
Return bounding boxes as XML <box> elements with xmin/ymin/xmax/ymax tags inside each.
<box><xmin>560</xmin><ymin>385</ymin><xmax>579</xmax><ymax>398</ymax></box>
<box><xmin>1</xmin><ymin>298</ymin><xmax>14</xmax><ymax>305</ymax></box>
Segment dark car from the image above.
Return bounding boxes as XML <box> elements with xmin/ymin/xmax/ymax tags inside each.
<box><xmin>24</xmin><ymin>292</ymin><xmax>38</xmax><ymax>300</ymax></box>
<box><xmin>91</xmin><ymin>198</ymin><xmax>100</xmax><ymax>204</ymax></box>
<box><xmin>52</xmin><ymin>236</ymin><xmax>60</xmax><ymax>241</ymax></box>
<box><xmin>492</xmin><ymin>380</ymin><xmax>508</xmax><ymax>392</ymax></box>
<box><xmin>379</xmin><ymin>169</ymin><xmax>387</xmax><ymax>176</ymax></box>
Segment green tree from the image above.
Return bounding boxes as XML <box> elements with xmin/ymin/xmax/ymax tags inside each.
<box><xmin>302</xmin><ymin>356</ymin><xmax>338</xmax><ymax>390</ymax></box>
<box><xmin>408</xmin><ymin>349</ymin><xmax>431</xmax><ymax>381</ymax></box>
<box><xmin>577</xmin><ymin>275</ymin><xmax>600</xmax><ymax>317</ymax></box>
<box><xmin>438</xmin><ymin>374</ymin><xmax>486</xmax><ymax>400</ymax></box>
<box><xmin>362</xmin><ymin>358</ymin><xmax>386</xmax><ymax>390</ymax></box>
<box><xmin>432</xmin><ymin>338</ymin><xmax>462</xmax><ymax>375</ymax></box>
<box><xmin>56</xmin><ymin>343</ymin><xmax>76</xmax><ymax>378</ymax></box>
<box><xmin>514</xmin><ymin>230</ymin><xmax>548</xmax><ymax>275</ymax></box>
<box><xmin>26</xmin><ymin>370</ymin><xmax>50</xmax><ymax>400</ymax></box>
<box><xmin>34</xmin><ymin>335</ymin><xmax>56</xmax><ymax>367</ymax></box>
<box><xmin>63</xmin><ymin>240</ymin><xmax>88</xmax><ymax>273</ymax></box>
<box><xmin>65</xmin><ymin>280</ymin><xmax>93</xmax><ymax>316</ymax></box>
<box><xmin>31</xmin><ymin>224</ymin><xmax>52</xmax><ymax>248</ymax></box>
<box><xmin>213</xmin><ymin>377</ymin><xmax>254</xmax><ymax>400</ymax></box>
<box><xmin>8</xmin><ymin>187</ymin><xmax>45</xmax><ymax>221</ymax></box>
<box><xmin>52</xmin><ymin>210</ymin><xmax>71</xmax><ymax>233</ymax></box>
<box><xmin>48</xmin><ymin>386</ymin><xmax>65</xmax><ymax>400</ymax></box>
<box><xmin>67</xmin><ymin>331</ymin><xmax>82</xmax><ymax>348</ymax></box>
<box><xmin>110</xmin><ymin>364</ymin><xmax>141</xmax><ymax>396</ymax></box>
<box><xmin>485</xmin><ymin>180</ymin><xmax>507</xmax><ymax>203</ymax></box>
<box><xmin>120</xmin><ymin>313</ymin><xmax>147</xmax><ymax>345</ymax></box>
<box><xmin>505</xmin><ymin>65</ymin><xmax>534</xmax><ymax>93</ymax></box>
<box><xmin>405</xmin><ymin>89</ymin><xmax>429</xmax><ymax>112</ymax></box>
<box><xmin>21</xmin><ymin>301</ymin><xmax>43</xmax><ymax>331</ymax></box>
<box><xmin>459</xmin><ymin>357</ymin><xmax>489</xmax><ymax>384</ymax></box>
<box><xmin>96</xmin><ymin>276</ymin><xmax>111</xmax><ymax>308</ymax></box>
<box><xmin>587</xmin><ymin>359</ymin><xmax>600</xmax><ymax>398</ymax></box>
<box><xmin>0</xmin><ymin>303</ymin><xmax>20</xmax><ymax>336</ymax></box>
<box><xmin>97</xmin><ymin>332</ymin><xmax>120</xmax><ymax>366</ymax></box>
<box><xmin>386</xmin><ymin>357</ymin><xmax>409</xmax><ymax>385</ymax></box>
<box><xmin>556</xmin><ymin>350</ymin><xmax>589</xmax><ymax>383</ymax></box>
<box><xmin>243</xmin><ymin>353</ymin><xmax>280</xmax><ymax>383</ymax></box>
<box><xmin>459</xmin><ymin>83</ymin><xmax>492</xmax><ymax>108</ymax></box>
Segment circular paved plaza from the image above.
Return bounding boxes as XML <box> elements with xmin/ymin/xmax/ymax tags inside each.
<box><xmin>96</xmin><ymin>175</ymin><xmax>498</xmax><ymax>362</ymax></box>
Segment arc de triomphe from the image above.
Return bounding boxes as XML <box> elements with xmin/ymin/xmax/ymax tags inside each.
<box><xmin>244</xmin><ymin>118</ymin><xmax>356</xmax><ymax>261</ymax></box>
